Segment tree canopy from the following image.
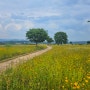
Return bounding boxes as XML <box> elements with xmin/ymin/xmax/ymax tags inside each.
<box><xmin>26</xmin><ymin>28</ymin><xmax>48</xmax><ymax>45</ymax></box>
<box><xmin>46</xmin><ymin>36</ymin><xmax>54</xmax><ymax>44</ymax></box>
<box><xmin>54</xmin><ymin>32</ymin><xmax>68</xmax><ymax>44</ymax></box>
<box><xmin>87</xmin><ymin>41</ymin><xmax>90</xmax><ymax>44</ymax></box>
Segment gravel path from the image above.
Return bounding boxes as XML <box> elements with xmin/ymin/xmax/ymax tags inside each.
<box><xmin>0</xmin><ymin>46</ymin><xmax>52</xmax><ymax>73</ymax></box>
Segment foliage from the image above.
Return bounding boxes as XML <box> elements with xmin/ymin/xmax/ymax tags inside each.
<box><xmin>46</xmin><ymin>36</ymin><xmax>54</xmax><ymax>44</ymax></box>
<box><xmin>0</xmin><ymin>45</ymin><xmax>90</xmax><ymax>90</ymax></box>
<box><xmin>87</xmin><ymin>41</ymin><xmax>90</xmax><ymax>44</ymax></box>
<box><xmin>0</xmin><ymin>45</ymin><xmax>46</xmax><ymax>62</ymax></box>
<box><xmin>54</xmin><ymin>32</ymin><xmax>68</xmax><ymax>44</ymax></box>
<box><xmin>26</xmin><ymin>28</ymin><xmax>48</xmax><ymax>45</ymax></box>
<box><xmin>70</xmin><ymin>41</ymin><xmax>73</xmax><ymax>44</ymax></box>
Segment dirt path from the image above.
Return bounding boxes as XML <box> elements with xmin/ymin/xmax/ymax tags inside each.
<box><xmin>0</xmin><ymin>46</ymin><xmax>52</xmax><ymax>73</ymax></box>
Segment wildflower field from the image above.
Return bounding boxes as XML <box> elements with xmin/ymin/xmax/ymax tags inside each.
<box><xmin>0</xmin><ymin>45</ymin><xmax>46</xmax><ymax>62</ymax></box>
<box><xmin>0</xmin><ymin>45</ymin><xmax>90</xmax><ymax>90</ymax></box>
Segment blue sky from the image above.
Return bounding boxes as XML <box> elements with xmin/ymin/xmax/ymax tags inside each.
<box><xmin>0</xmin><ymin>0</ymin><xmax>90</xmax><ymax>41</ymax></box>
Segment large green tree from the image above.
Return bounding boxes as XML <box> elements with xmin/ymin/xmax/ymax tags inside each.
<box><xmin>26</xmin><ymin>28</ymin><xmax>48</xmax><ymax>46</ymax></box>
<box><xmin>54</xmin><ymin>32</ymin><xmax>68</xmax><ymax>45</ymax></box>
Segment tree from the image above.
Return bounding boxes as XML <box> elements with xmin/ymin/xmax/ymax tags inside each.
<box><xmin>54</xmin><ymin>32</ymin><xmax>68</xmax><ymax>45</ymax></box>
<box><xmin>87</xmin><ymin>41</ymin><xmax>90</xmax><ymax>44</ymax></box>
<box><xmin>70</xmin><ymin>41</ymin><xmax>73</xmax><ymax>44</ymax></box>
<box><xmin>26</xmin><ymin>28</ymin><xmax>48</xmax><ymax>46</ymax></box>
<box><xmin>47</xmin><ymin>36</ymin><xmax>54</xmax><ymax>44</ymax></box>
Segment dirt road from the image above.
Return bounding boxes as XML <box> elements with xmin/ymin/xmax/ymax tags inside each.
<box><xmin>0</xmin><ymin>46</ymin><xmax>52</xmax><ymax>73</ymax></box>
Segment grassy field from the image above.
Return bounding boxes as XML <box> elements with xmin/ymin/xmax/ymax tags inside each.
<box><xmin>0</xmin><ymin>44</ymin><xmax>46</xmax><ymax>62</ymax></box>
<box><xmin>0</xmin><ymin>45</ymin><xmax>90</xmax><ymax>90</ymax></box>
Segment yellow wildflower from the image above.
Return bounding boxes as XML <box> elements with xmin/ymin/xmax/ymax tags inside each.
<box><xmin>87</xmin><ymin>76</ymin><xmax>90</xmax><ymax>79</ymax></box>
<box><xmin>72</xmin><ymin>86</ymin><xmax>77</xmax><ymax>89</ymax></box>
<box><xmin>82</xmin><ymin>83</ymin><xmax>85</xmax><ymax>86</ymax></box>
<box><xmin>85</xmin><ymin>80</ymin><xmax>88</xmax><ymax>83</ymax></box>
<box><xmin>77</xmin><ymin>85</ymin><xmax>80</xmax><ymax>89</ymax></box>
<box><xmin>65</xmin><ymin>79</ymin><xmax>68</xmax><ymax>83</ymax></box>
<box><xmin>74</xmin><ymin>82</ymin><xmax>78</xmax><ymax>86</ymax></box>
<box><xmin>65</xmin><ymin>77</ymin><xmax>68</xmax><ymax>79</ymax></box>
<box><xmin>71</xmin><ymin>83</ymin><xmax>73</xmax><ymax>85</ymax></box>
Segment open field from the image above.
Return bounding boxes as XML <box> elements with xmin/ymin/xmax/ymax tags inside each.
<box><xmin>0</xmin><ymin>45</ymin><xmax>90</xmax><ymax>90</ymax></box>
<box><xmin>0</xmin><ymin>45</ymin><xmax>51</xmax><ymax>73</ymax></box>
<box><xmin>0</xmin><ymin>45</ymin><xmax>46</xmax><ymax>62</ymax></box>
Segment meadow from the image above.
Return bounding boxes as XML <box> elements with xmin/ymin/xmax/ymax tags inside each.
<box><xmin>0</xmin><ymin>44</ymin><xmax>46</xmax><ymax>62</ymax></box>
<box><xmin>0</xmin><ymin>45</ymin><xmax>90</xmax><ymax>90</ymax></box>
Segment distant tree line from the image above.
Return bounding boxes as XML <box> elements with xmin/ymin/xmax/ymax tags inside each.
<box><xmin>26</xmin><ymin>28</ymin><xmax>68</xmax><ymax>46</ymax></box>
<box><xmin>0</xmin><ymin>41</ymin><xmax>29</xmax><ymax>45</ymax></box>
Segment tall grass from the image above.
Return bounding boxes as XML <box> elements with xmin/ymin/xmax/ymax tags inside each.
<box><xmin>0</xmin><ymin>45</ymin><xmax>90</xmax><ymax>90</ymax></box>
<box><xmin>0</xmin><ymin>45</ymin><xmax>46</xmax><ymax>62</ymax></box>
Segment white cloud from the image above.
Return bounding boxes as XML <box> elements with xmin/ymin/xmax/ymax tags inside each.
<box><xmin>0</xmin><ymin>33</ymin><xmax>8</xmax><ymax>39</ymax></box>
<box><xmin>0</xmin><ymin>27</ymin><xmax>9</xmax><ymax>39</ymax></box>
<box><xmin>24</xmin><ymin>8</ymin><xmax>61</xmax><ymax>18</ymax></box>
<box><xmin>0</xmin><ymin>13</ymin><xmax>11</xmax><ymax>19</ymax></box>
<box><xmin>47</xmin><ymin>22</ymin><xmax>59</xmax><ymax>29</ymax></box>
<box><xmin>24</xmin><ymin>21</ymin><xmax>34</xmax><ymax>29</ymax></box>
<box><xmin>3</xmin><ymin>20</ymin><xmax>34</xmax><ymax>32</ymax></box>
<box><xmin>0</xmin><ymin>0</ymin><xmax>90</xmax><ymax>40</ymax></box>
<box><xmin>0</xmin><ymin>24</ymin><xmax>3</xmax><ymax>30</ymax></box>
<box><xmin>5</xmin><ymin>23</ymin><xmax>22</xmax><ymax>31</ymax></box>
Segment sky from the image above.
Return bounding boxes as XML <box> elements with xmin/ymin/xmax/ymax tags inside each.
<box><xmin>0</xmin><ymin>0</ymin><xmax>90</xmax><ymax>41</ymax></box>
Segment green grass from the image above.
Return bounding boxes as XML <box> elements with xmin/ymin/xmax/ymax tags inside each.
<box><xmin>0</xmin><ymin>44</ymin><xmax>46</xmax><ymax>62</ymax></box>
<box><xmin>0</xmin><ymin>45</ymin><xmax>90</xmax><ymax>90</ymax></box>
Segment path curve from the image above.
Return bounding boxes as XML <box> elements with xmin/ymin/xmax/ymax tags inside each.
<box><xmin>0</xmin><ymin>46</ymin><xmax>52</xmax><ymax>73</ymax></box>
